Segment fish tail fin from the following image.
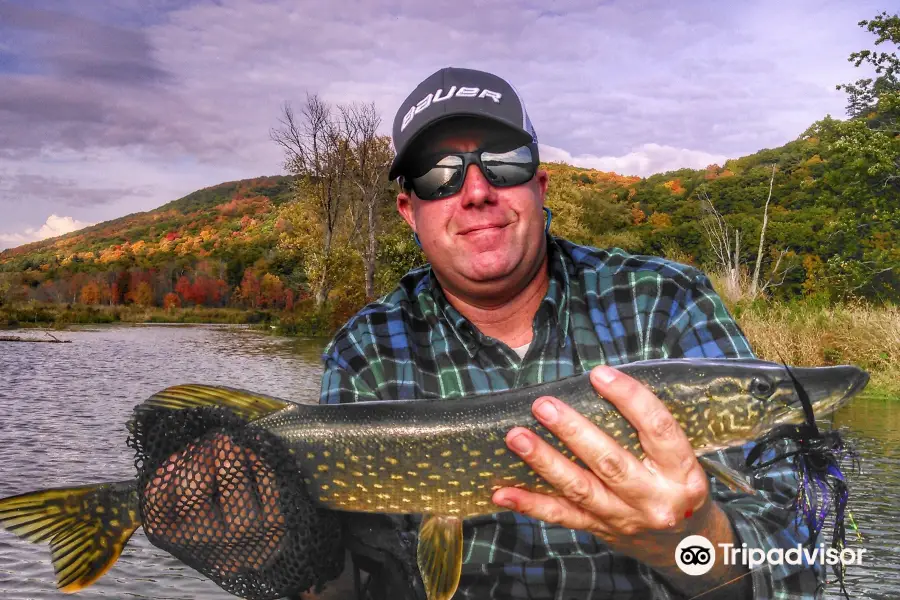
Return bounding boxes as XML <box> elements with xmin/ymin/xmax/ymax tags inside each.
<box><xmin>0</xmin><ymin>480</ymin><xmax>141</xmax><ymax>593</ymax></box>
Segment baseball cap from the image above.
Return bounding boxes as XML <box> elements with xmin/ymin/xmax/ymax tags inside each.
<box><xmin>388</xmin><ymin>67</ymin><xmax>538</xmax><ymax>181</ymax></box>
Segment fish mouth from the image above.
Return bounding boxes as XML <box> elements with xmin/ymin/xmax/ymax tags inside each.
<box><xmin>772</xmin><ymin>364</ymin><xmax>870</xmax><ymax>426</ymax></box>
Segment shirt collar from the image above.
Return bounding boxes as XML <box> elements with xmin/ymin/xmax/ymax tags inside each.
<box><xmin>425</xmin><ymin>234</ymin><xmax>572</xmax><ymax>357</ymax></box>
<box><xmin>543</xmin><ymin>235</ymin><xmax>572</xmax><ymax>347</ymax></box>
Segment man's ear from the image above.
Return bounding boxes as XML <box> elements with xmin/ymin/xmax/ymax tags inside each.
<box><xmin>535</xmin><ymin>169</ymin><xmax>549</xmax><ymax>198</ymax></box>
<box><xmin>397</xmin><ymin>190</ymin><xmax>416</xmax><ymax>231</ymax></box>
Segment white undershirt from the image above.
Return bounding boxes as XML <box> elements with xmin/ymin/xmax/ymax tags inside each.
<box><xmin>511</xmin><ymin>341</ymin><xmax>531</xmax><ymax>359</ymax></box>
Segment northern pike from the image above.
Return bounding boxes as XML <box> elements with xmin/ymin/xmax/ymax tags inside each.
<box><xmin>0</xmin><ymin>358</ymin><xmax>869</xmax><ymax>600</ymax></box>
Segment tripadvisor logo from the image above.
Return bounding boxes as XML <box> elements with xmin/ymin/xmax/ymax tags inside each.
<box><xmin>675</xmin><ymin>534</ymin><xmax>867</xmax><ymax>576</ymax></box>
<box><xmin>676</xmin><ymin>535</ymin><xmax>716</xmax><ymax>576</ymax></box>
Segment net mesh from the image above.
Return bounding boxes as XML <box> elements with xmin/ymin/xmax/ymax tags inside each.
<box><xmin>127</xmin><ymin>406</ymin><xmax>345</xmax><ymax>600</ymax></box>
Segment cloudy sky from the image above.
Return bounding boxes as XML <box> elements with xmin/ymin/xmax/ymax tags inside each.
<box><xmin>0</xmin><ymin>0</ymin><xmax>885</xmax><ymax>249</ymax></box>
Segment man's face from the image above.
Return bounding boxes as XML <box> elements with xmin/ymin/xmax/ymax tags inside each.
<box><xmin>396</xmin><ymin>120</ymin><xmax>550</xmax><ymax>302</ymax></box>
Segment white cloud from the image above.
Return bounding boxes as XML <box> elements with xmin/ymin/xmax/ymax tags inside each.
<box><xmin>0</xmin><ymin>214</ymin><xmax>93</xmax><ymax>249</ymax></box>
<box><xmin>539</xmin><ymin>143</ymin><xmax>728</xmax><ymax>177</ymax></box>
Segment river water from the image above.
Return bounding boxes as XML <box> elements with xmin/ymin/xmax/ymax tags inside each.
<box><xmin>0</xmin><ymin>325</ymin><xmax>897</xmax><ymax>599</ymax></box>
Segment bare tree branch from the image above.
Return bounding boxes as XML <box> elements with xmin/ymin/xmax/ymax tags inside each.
<box><xmin>700</xmin><ymin>191</ymin><xmax>741</xmax><ymax>297</ymax></box>
<box><xmin>751</xmin><ymin>164</ymin><xmax>777</xmax><ymax>297</ymax></box>
<box><xmin>340</xmin><ymin>102</ymin><xmax>393</xmax><ymax>299</ymax></box>
<box><xmin>699</xmin><ymin>179</ymin><xmax>791</xmax><ymax>303</ymax></box>
<box><xmin>760</xmin><ymin>248</ymin><xmax>792</xmax><ymax>293</ymax></box>
<box><xmin>271</xmin><ymin>95</ymin><xmax>355</xmax><ymax>308</ymax></box>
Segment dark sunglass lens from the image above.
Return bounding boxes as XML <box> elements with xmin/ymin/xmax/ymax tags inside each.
<box><xmin>411</xmin><ymin>156</ymin><xmax>464</xmax><ymax>199</ymax></box>
<box><xmin>482</xmin><ymin>146</ymin><xmax>535</xmax><ymax>186</ymax></box>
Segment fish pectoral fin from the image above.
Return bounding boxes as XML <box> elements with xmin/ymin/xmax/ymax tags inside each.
<box><xmin>0</xmin><ymin>480</ymin><xmax>141</xmax><ymax>593</ymax></box>
<box><xmin>697</xmin><ymin>455</ymin><xmax>757</xmax><ymax>496</ymax></box>
<box><xmin>137</xmin><ymin>384</ymin><xmax>290</xmax><ymax>421</ymax></box>
<box><xmin>417</xmin><ymin>514</ymin><xmax>464</xmax><ymax>600</ymax></box>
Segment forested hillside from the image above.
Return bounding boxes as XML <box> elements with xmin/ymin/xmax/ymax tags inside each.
<box><xmin>1</xmin><ymin>11</ymin><xmax>896</xmax><ymax>324</ymax></box>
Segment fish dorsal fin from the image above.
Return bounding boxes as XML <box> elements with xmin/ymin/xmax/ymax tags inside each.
<box><xmin>140</xmin><ymin>384</ymin><xmax>290</xmax><ymax>421</ymax></box>
<box><xmin>417</xmin><ymin>514</ymin><xmax>464</xmax><ymax>600</ymax></box>
<box><xmin>0</xmin><ymin>480</ymin><xmax>140</xmax><ymax>592</ymax></box>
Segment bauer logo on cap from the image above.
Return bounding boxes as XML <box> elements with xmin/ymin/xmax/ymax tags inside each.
<box><xmin>400</xmin><ymin>86</ymin><xmax>504</xmax><ymax>132</ymax></box>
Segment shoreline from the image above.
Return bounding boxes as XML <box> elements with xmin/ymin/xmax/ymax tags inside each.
<box><xmin>3</xmin><ymin>301</ymin><xmax>898</xmax><ymax>399</ymax></box>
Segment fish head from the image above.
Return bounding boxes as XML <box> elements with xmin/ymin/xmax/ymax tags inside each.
<box><xmin>639</xmin><ymin>359</ymin><xmax>870</xmax><ymax>453</ymax></box>
<box><xmin>761</xmin><ymin>362</ymin><xmax>870</xmax><ymax>429</ymax></box>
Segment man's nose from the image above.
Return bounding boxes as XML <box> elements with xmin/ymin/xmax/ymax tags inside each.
<box><xmin>459</xmin><ymin>163</ymin><xmax>494</xmax><ymax>206</ymax></box>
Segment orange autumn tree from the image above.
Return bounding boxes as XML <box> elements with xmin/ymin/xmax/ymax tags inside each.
<box><xmin>192</xmin><ymin>275</ymin><xmax>227</xmax><ymax>306</ymax></box>
<box><xmin>79</xmin><ymin>281</ymin><xmax>101</xmax><ymax>305</ymax></box>
<box><xmin>127</xmin><ymin>281</ymin><xmax>154</xmax><ymax>307</ymax></box>
<box><xmin>631</xmin><ymin>204</ymin><xmax>646</xmax><ymax>225</ymax></box>
<box><xmin>260</xmin><ymin>273</ymin><xmax>285</xmax><ymax>308</ymax></box>
<box><xmin>239</xmin><ymin>269</ymin><xmax>261</xmax><ymax>308</ymax></box>
<box><xmin>163</xmin><ymin>292</ymin><xmax>181</xmax><ymax>310</ymax></box>
<box><xmin>649</xmin><ymin>211</ymin><xmax>673</xmax><ymax>231</ymax></box>
<box><xmin>284</xmin><ymin>288</ymin><xmax>295</xmax><ymax>311</ymax></box>
<box><xmin>175</xmin><ymin>275</ymin><xmax>192</xmax><ymax>303</ymax></box>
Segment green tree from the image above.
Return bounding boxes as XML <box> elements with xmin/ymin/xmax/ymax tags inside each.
<box><xmin>836</xmin><ymin>11</ymin><xmax>900</xmax><ymax>122</ymax></box>
<box><xmin>544</xmin><ymin>175</ymin><xmax>592</xmax><ymax>244</ymax></box>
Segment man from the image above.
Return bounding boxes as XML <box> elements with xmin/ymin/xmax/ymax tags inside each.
<box><xmin>318</xmin><ymin>67</ymin><xmax>820</xmax><ymax>599</ymax></box>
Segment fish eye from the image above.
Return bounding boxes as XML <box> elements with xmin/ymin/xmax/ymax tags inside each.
<box><xmin>749</xmin><ymin>377</ymin><xmax>774</xmax><ymax>399</ymax></box>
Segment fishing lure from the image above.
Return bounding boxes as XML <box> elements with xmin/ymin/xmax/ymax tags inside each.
<box><xmin>746</xmin><ymin>365</ymin><xmax>861</xmax><ymax>599</ymax></box>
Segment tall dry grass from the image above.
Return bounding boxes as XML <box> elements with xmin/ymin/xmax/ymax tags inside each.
<box><xmin>734</xmin><ymin>302</ymin><xmax>900</xmax><ymax>397</ymax></box>
<box><xmin>707</xmin><ymin>267</ymin><xmax>756</xmax><ymax>308</ymax></box>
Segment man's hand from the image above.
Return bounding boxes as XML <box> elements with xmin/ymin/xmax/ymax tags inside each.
<box><xmin>492</xmin><ymin>365</ymin><xmax>752</xmax><ymax>598</ymax></box>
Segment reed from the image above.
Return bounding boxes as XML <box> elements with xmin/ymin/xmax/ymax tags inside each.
<box><xmin>734</xmin><ymin>301</ymin><xmax>900</xmax><ymax>398</ymax></box>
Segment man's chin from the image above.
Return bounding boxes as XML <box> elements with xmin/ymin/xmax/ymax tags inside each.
<box><xmin>458</xmin><ymin>251</ymin><xmax>519</xmax><ymax>282</ymax></box>
<box><xmin>452</xmin><ymin>271</ymin><xmax>512</xmax><ymax>290</ymax></box>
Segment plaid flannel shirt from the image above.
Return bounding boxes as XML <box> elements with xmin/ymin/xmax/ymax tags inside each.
<box><xmin>320</xmin><ymin>235</ymin><xmax>823</xmax><ymax>599</ymax></box>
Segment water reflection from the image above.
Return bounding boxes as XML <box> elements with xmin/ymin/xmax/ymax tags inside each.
<box><xmin>826</xmin><ymin>397</ymin><xmax>900</xmax><ymax>599</ymax></box>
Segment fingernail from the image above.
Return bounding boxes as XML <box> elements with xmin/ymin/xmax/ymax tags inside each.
<box><xmin>508</xmin><ymin>432</ymin><xmax>533</xmax><ymax>454</ymax></box>
<box><xmin>534</xmin><ymin>398</ymin><xmax>558</xmax><ymax>423</ymax></box>
<box><xmin>595</xmin><ymin>366</ymin><xmax>617</xmax><ymax>384</ymax></box>
<box><xmin>494</xmin><ymin>496</ymin><xmax>516</xmax><ymax>510</ymax></box>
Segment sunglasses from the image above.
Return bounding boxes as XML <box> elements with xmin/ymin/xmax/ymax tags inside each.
<box><xmin>400</xmin><ymin>143</ymin><xmax>539</xmax><ymax>200</ymax></box>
